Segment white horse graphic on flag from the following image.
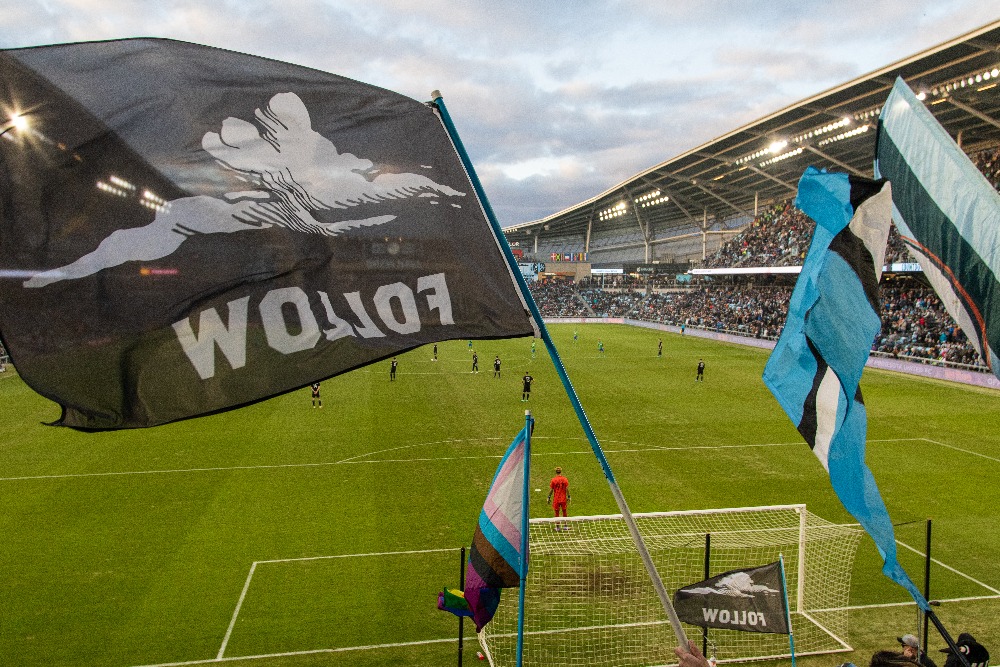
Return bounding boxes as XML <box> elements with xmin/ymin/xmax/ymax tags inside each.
<box><xmin>25</xmin><ymin>92</ymin><xmax>464</xmax><ymax>288</ymax></box>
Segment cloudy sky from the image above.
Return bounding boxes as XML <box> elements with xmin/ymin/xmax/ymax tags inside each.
<box><xmin>2</xmin><ymin>1</ymin><xmax>998</xmax><ymax>226</ymax></box>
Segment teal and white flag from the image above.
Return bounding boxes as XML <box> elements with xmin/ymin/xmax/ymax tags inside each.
<box><xmin>875</xmin><ymin>77</ymin><xmax>1000</xmax><ymax>381</ymax></box>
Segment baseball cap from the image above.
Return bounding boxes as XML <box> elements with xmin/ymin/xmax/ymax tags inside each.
<box><xmin>898</xmin><ymin>635</ymin><xmax>919</xmax><ymax>649</ymax></box>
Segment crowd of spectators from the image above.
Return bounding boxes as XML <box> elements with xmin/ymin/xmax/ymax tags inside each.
<box><xmin>578</xmin><ymin>287</ymin><xmax>644</xmax><ymax>317</ymax></box>
<box><xmin>874</xmin><ymin>281</ymin><xmax>983</xmax><ymax>366</ymax></box>
<box><xmin>971</xmin><ymin>146</ymin><xmax>1000</xmax><ymax>190</ymax></box>
<box><xmin>527</xmin><ymin>277</ymin><xmax>987</xmax><ymax>371</ymax></box>
<box><xmin>526</xmin><ymin>281</ymin><xmax>589</xmax><ymax>317</ymax></box>
<box><xmin>702</xmin><ymin>202</ymin><xmax>813</xmax><ymax>269</ymax></box>
<box><xmin>634</xmin><ymin>284</ymin><xmax>791</xmax><ymax>339</ymax></box>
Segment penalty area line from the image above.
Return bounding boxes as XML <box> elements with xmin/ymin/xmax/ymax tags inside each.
<box><xmin>133</xmin><ymin>636</ymin><xmax>462</xmax><ymax>667</ymax></box>
<box><xmin>216</xmin><ymin>548</ymin><xmax>458</xmax><ymax>661</ymax></box>
<box><xmin>922</xmin><ymin>437</ymin><xmax>1000</xmax><ymax>465</ymax></box>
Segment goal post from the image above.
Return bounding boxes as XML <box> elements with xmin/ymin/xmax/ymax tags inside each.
<box><xmin>480</xmin><ymin>504</ymin><xmax>862</xmax><ymax>666</ymax></box>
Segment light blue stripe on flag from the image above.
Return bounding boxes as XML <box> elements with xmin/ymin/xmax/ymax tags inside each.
<box><xmin>764</xmin><ymin>167</ymin><xmax>928</xmax><ymax>610</ymax></box>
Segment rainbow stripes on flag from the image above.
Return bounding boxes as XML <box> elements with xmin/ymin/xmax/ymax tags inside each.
<box><xmin>437</xmin><ymin>588</ymin><xmax>473</xmax><ymax>617</ymax></box>
<box><xmin>439</xmin><ymin>424</ymin><xmax>529</xmax><ymax>631</ymax></box>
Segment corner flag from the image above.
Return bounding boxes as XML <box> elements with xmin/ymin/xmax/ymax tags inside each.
<box><xmin>463</xmin><ymin>423</ymin><xmax>530</xmax><ymax>632</ymax></box>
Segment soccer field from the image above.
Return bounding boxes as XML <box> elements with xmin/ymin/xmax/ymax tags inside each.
<box><xmin>1</xmin><ymin>323</ymin><xmax>998</xmax><ymax>666</ymax></box>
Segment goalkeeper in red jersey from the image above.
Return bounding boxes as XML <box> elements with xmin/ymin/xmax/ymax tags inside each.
<box><xmin>548</xmin><ymin>466</ymin><xmax>570</xmax><ymax>531</ymax></box>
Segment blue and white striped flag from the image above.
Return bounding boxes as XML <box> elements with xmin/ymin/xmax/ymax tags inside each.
<box><xmin>875</xmin><ymin>77</ymin><xmax>1000</xmax><ymax>381</ymax></box>
<box><xmin>763</xmin><ymin>167</ymin><xmax>928</xmax><ymax>609</ymax></box>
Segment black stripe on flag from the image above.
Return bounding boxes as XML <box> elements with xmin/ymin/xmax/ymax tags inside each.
<box><xmin>796</xmin><ymin>335</ymin><xmax>827</xmax><ymax>451</ymax></box>
<box><xmin>828</xmin><ymin>225</ymin><xmax>880</xmax><ymax>315</ymax></box>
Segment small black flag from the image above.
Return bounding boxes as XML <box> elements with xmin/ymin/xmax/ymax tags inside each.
<box><xmin>672</xmin><ymin>561</ymin><xmax>789</xmax><ymax>634</ymax></box>
<box><xmin>0</xmin><ymin>39</ymin><xmax>536</xmax><ymax>429</ymax></box>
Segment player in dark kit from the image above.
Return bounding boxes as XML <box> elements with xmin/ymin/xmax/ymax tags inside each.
<box><xmin>521</xmin><ymin>372</ymin><xmax>534</xmax><ymax>401</ymax></box>
<box><xmin>658</xmin><ymin>339</ymin><xmax>662</xmax><ymax>357</ymax></box>
<box><xmin>432</xmin><ymin>343</ymin><xmax>438</xmax><ymax>361</ymax></box>
<box><xmin>472</xmin><ymin>351</ymin><xmax>479</xmax><ymax>373</ymax></box>
<box><xmin>493</xmin><ymin>356</ymin><xmax>501</xmax><ymax>378</ymax></box>
<box><xmin>390</xmin><ymin>357</ymin><xmax>398</xmax><ymax>381</ymax></box>
<box><xmin>696</xmin><ymin>359</ymin><xmax>705</xmax><ymax>381</ymax></box>
<box><xmin>311</xmin><ymin>382</ymin><xmax>322</xmax><ymax>408</ymax></box>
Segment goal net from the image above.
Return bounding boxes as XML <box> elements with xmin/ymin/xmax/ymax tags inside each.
<box><xmin>479</xmin><ymin>504</ymin><xmax>862</xmax><ymax>666</ymax></box>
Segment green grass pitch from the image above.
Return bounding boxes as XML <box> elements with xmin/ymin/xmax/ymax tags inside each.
<box><xmin>1</xmin><ymin>323</ymin><xmax>998</xmax><ymax>666</ymax></box>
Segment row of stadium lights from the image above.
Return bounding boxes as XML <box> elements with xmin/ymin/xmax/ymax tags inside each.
<box><xmin>597</xmin><ymin>189</ymin><xmax>671</xmax><ymax>220</ymax></box>
<box><xmin>734</xmin><ymin>116</ymin><xmax>861</xmax><ymax>169</ymax></box>
<box><xmin>635</xmin><ymin>190</ymin><xmax>669</xmax><ymax>208</ymax></box>
<box><xmin>929</xmin><ymin>67</ymin><xmax>1000</xmax><ymax>96</ymax></box>
<box><xmin>96</xmin><ymin>175</ymin><xmax>170</xmax><ymax>213</ymax></box>
<box><xmin>730</xmin><ymin>66</ymin><xmax>998</xmax><ymax>173</ymax></box>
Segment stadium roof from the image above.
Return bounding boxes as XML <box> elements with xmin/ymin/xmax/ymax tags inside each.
<box><xmin>504</xmin><ymin>20</ymin><xmax>1000</xmax><ymax>240</ymax></box>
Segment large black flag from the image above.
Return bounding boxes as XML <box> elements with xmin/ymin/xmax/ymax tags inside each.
<box><xmin>672</xmin><ymin>561</ymin><xmax>789</xmax><ymax>634</ymax></box>
<box><xmin>0</xmin><ymin>39</ymin><xmax>536</xmax><ymax>429</ymax></box>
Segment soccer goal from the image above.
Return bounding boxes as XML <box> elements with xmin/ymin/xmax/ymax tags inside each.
<box><xmin>479</xmin><ymin>504</ymin><xmax>862</xmax><ymax>666</ymax></box>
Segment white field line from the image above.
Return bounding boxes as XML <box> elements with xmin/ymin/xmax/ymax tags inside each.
<box><xmin>0</xmin><ymin>438</ymin><xmax>826</xmax><ymax>482</ymax></box>
<box><xmin>809</xmin><ymin>594</ymin><xmax>1000</xmax><ymax>613</ymax></box>
<box><xmin>258</xmin><ymin>546</ymin><xmax>457</xmax><ymax>565</ymax></box>
<box><xmin>217</xmin><ymin>563</ymin><xmax>258</xmax><ymax>660</ymax></box>
<box><xmin>922</xmin><ymin>437</ymin><xmax>1000</xmax><ymax>465</ymax></box>
<box><xmin>134</xmin><ymin>637</ymin><xmax>461</xmax><ymax>667</ymax></box>
<box><xmin>216</xmin><ymin>548</ymin><xmax>457</xmax><ymax>660</ymax></box>
<box><xmin>132</xmin><ymin>592</ymin><xmax>1000</xmax><ymax>667</ymax></box>
<box><xmin>894</xmin><ymin>538</ymin><xmax>1000</xmax><ymax>594</ymax></box>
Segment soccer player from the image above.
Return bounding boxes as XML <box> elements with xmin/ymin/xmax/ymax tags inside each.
<box><xmin>548</xmin><ymin>466</ymin><xmax>570</xmax><ymax>530</ymax></box>
<box><xmin>472</xmin><ymin>351</ymin><xmax>479</xmax><ymax>373</ymax></box>
<box><xmin>573</xmin><ymin>330</ymin><xmax>578</xmax><ymax>343</ymax></box>
<box><xmin>658</xmin><ymin>339</ymin><xmax>663</xmax><ymax>357</ymax></box>
<box><xmin>598</xmin><ymin>340</ymin><xmax>604</xmax><ymax>354</ymax></box>
<box><xmin>696</xmin><ymin>358</ymin><xmax>705</xmax><ymax>381</ymax></box>
<box><xmin>311</xmin><ymin>382</ymin><xmax>322</xmax><ymax>408</ymax></box>
<box><xmin>531</xmin><ymin>340</ymin><xmax>536</xmax><ymax>358</ymax></box>
<box><xmin>432</xmin><ymin>343</ymin><xmax>438</xmax><ymax>361</ymax></box>
<box><xmin>521</xmin><ymin>372</ymin><xmax>533</xmax><ymax>401</ymax></box>
<box><xmin>468</xmin><ymin>339</ymin><xmax>473</xmax><ymax>351</ymax></box>
<box><xmin>390</xmin><ymin>357</ymin><xmax>398</xmax><ymax>381</ymax></box>
<box><xmin>493</xmin><ymin>355</ymin><xmax>501</xmax><ymax>378</ymax></box>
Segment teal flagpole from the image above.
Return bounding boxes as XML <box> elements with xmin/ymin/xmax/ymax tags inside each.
<box><xmin>431</xmin><ymin>90</ymin><xmax>689</xmax><ymax>652</ymax></box>
<box><xmin>517</xmin><ymin>411</ymin><xmax>533</xmax><ymax>667</ymax></box>
<box><xmin>779</xmin><ymin>554</ymin><xmax>797</xmax><ymax>667</ymax></box>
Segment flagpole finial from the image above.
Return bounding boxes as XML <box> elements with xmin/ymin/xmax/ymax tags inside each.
<box><xmin>431</xmin><ymin>90</ymin><xmax>442</xmax><ymax>101</ymax></box>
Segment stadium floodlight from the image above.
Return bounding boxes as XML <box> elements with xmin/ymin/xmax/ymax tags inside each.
<box><xmin>768</xmin><ymin>139</ymin><xmax>788</xmax><ymax>154</ymax></box>
<box><xmin>0</xmin><ymin>112</ymin><xmax>29</xmax><ymax>136</ymax></box>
